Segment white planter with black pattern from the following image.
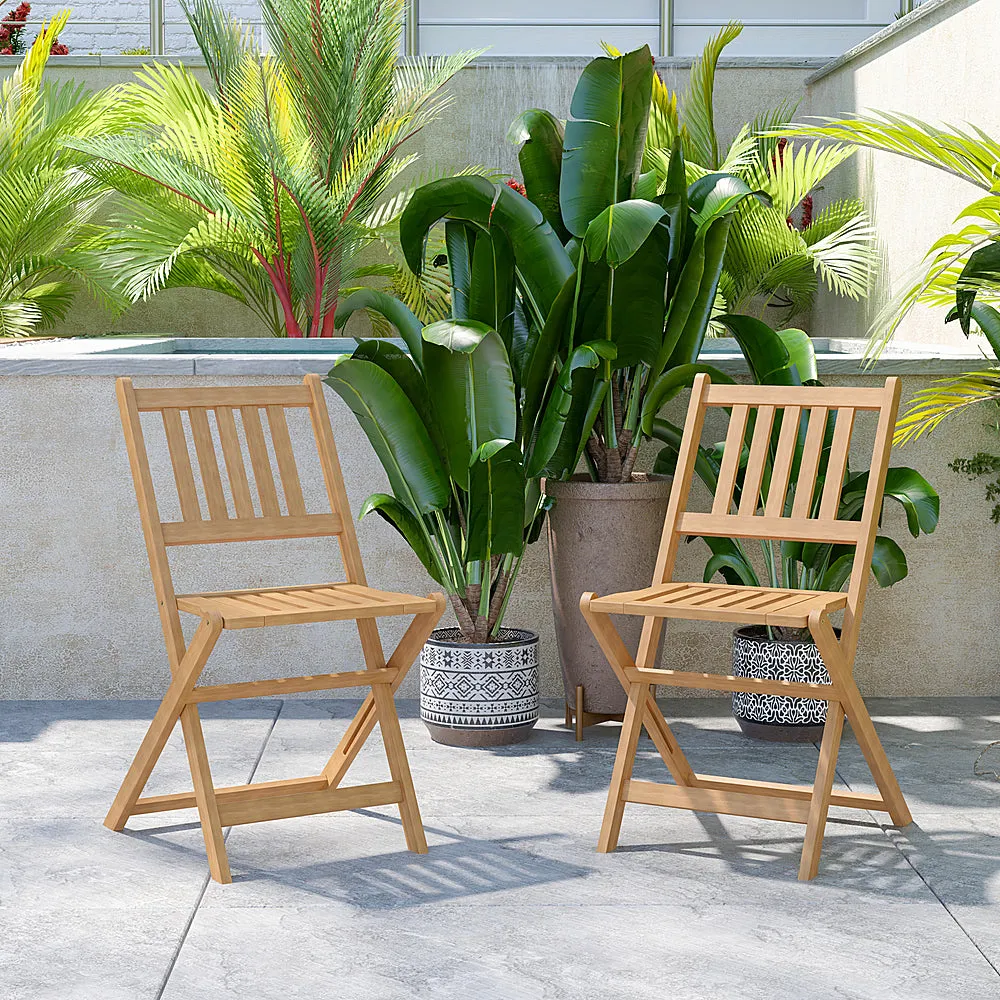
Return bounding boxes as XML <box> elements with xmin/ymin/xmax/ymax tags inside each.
<box><xmin>420</xmin><ymin>627</ymin><xmax>539</xmax><ymax>747</ymax></box>
<box><xmin>731</xmin><ymin>625</ymin><xmax>832</xmax><ymax>742</ymax></box>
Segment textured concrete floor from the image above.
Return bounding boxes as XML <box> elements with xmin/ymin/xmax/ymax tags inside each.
<box><xmin>2</xmin><ymin>698</ymin><xmax>1000</xmax><ymax>1000</ymax></box>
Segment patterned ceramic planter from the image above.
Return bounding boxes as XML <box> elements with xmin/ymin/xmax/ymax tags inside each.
<box><xmin>420</xmin><ymin>627</ymin><xmax>540</xmax><ymax>747</ymax></box>
<box><xmin>731</xmin><ymin>625</ymin><xmax>833</xmax><ymax>742</ymax></box>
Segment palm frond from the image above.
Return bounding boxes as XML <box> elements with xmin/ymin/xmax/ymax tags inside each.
<box><xmin>895</xmin><ymin>370</ymin><xmax>1000</xmax><ymax>444</ymax></box>
<box><xmin>681</xmin><ymin>20</ymin><xmax>743</xmax><ymax>169</ymax></box>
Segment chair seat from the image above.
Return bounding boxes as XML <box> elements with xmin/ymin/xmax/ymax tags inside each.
<box><xmin>589</xmin><ymin>583</ymin><xmax>847</xmax><ymax>628</ymax></box>
<box><xmin>176</xmin><ymin>584</ymin><xmax>438</xmax><ymax>629</ymax></box>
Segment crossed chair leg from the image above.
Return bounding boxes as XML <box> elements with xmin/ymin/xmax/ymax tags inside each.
<box><xmin>580</xmin><ymin>597</ymin><xmax>911</xmax><ymax>881</ymax></box>
<box><xmin>104</xmin><ymin>600</ymin><xmax>444</xmax><ymax>883</ymax></box>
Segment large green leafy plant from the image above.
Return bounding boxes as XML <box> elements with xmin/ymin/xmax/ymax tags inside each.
<box><xmin>328</xmin><ymin>212</ymin><xmax>611</xmax><ymax>641</ymax></box>
<box><xmin>403</xmin><ymin>44</ymin><xmax>767</xmax><ymax>484</ymax></box>
<box><xmin>69</xmin><ymin>0</ymin><xmax>474</xmax><ymax>337</ymax></box>
<box><xmin>653</xmin><ymin>317</ymin><xmax>938</xmax><ymax>637</ymax></box>
<box><xmin>0</xmin><ymin>12</ymin><xmax>123</xmax><ymax>336</ymax></box>
<box><xmin>631</xmin><ymin>21</ymin><xmax>878</xmax><ymax>323</ymax></box>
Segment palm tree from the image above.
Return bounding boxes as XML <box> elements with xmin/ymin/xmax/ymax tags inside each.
<box><xmin>69</xmin><ymin>0</ymin><xmax>475</xmax><ymax>337</ymax></box>
<box><xmin>629</xmin><ymin>21</ymin><xmax>879</xmax><ymax>323</ymax></box>
<box><xmin>0</xmin><ymin>11</ymin><xmax>124</xmax><ymax>336</ymax></box>
<box><xmin>789</xmin><ymin>112</ymin><xmax>1000</xmax><ymax>442</ymax></box>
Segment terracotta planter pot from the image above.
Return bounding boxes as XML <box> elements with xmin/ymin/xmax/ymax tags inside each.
<box><xmin>731</xmin><ymin>625</ymin><xmax>834</xmax><ymax>743</ymax></box>
<box><xmin>545</xmin><ymin>474</ymin><xmax>672</xmax><ymax>716</ymax></box>
<box><xmin>419</xmin><ymin>627</ymin><xmax>539</xmax><ymax>747</ymax></box>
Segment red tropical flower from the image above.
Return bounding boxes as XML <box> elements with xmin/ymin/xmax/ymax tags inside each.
<box><xmin>505</xmin><ymin>178</ymin><xmax>526</xmax><ymax>197</ymax></box>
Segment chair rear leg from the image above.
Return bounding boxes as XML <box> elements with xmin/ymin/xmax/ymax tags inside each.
<box><xmin>798</xmin><ymin>701</ymin><xmax>845</xmax><ymax>881</ymax></box>
<box><xmin>180</xmin><ymin>704</ymin><xmax>232</xmax><ymax>884</ymax></box>
<box><xmin>598</xmin><ymin>681</ymin><xmax>650</xmax><ymax>853</ymax></box>
<box><xmin>809</xmin><ymin>611</ymin><xmax>911</xmax><ymax>828</ymax></box>
<box><xmin>371</xmin><ymin>680</ymin><xmax>427</xmax><ymax>854</ymax></box>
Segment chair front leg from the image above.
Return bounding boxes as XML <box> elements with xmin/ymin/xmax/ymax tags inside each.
<box><xmin>798</xmin><ymin>700</ymin><xmax>845</xmax><ymax>881</ymax></box>
<box><xmin>105</xmin><ymin>613</ymin><xmax>223</xmax><ymax>832</ymax></box>
<box><xmin>598</xmin><ymin>681</ymin><xmax>650</xmax><ymax>853</ymax></box>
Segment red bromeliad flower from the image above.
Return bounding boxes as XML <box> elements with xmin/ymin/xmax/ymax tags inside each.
<box><xmin>0</xmin><ymin>1</ymin><xmax>31</xmax><ymax>55</ymax></box>
<box><xmin>505</xmin><ymin>178</ymin><xmax>526</xmax><ymax>197</ymax></box>
<box><xmin>50</xmin><ymin>39</ymin><xmax>68</xmax><ymax>54</ymax></box>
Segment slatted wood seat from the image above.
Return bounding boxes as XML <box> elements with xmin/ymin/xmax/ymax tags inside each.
<box><xmin>105</xmin><ymin>374</ymin><xmax>445</xmax><ymax>883</ymax></box>
<box><xmin>580</xmin><ymin>374</ymin><xmax>913</xmax><ymax>880</ymax></box>
<box><xmin>590</xmin><ymin>584</ymin><xmax>847</xmax><ymax>626</ymax></box>
<box><xmin>176</xmin><ymin>584</ymin><xmax>438</xmax><ymax>628</ymax></box>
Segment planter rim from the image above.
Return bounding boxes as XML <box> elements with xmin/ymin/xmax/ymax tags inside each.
<box><xmin>426</xmin><ymin>626</ymin><xmax>538</xmax><ymax>650</ymax></box>
<box><xmin>543</xmin><ymin>473</ymin><xmax>672</xmax><ymax>501</ymax></box>
<box><xmin>733</xmin><ymin>623</ymin><xmax>841</xmax><ymax>645</ymax></box>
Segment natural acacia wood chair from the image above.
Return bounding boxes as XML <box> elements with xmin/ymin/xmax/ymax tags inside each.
<box><xmin>107</xmin><ymin>374</ymin><xmax>445</xmax><ymax>883</ymax></box>
<box><xmin>580</xmin><ymin>374</ymin><xmax>912</xmax><ymax>880</ymax></box>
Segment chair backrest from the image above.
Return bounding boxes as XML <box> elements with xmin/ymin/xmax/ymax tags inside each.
<box><xmin>116</xmin><ymin>374</ymin><xmax>367</xmax><ymax>669</ymax></box>
<box><xmin>648</xmin><ymin>374</ymin><xmax>901</xmax><ymax>655</ymax></box>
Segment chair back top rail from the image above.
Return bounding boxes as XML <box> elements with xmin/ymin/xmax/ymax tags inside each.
<box><xmin>638</xmin><ymin>373</ymin><xmax>901</xmax><ymax>662</ymax></box>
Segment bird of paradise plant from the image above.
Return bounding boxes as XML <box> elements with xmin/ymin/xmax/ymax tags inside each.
<box><xmin>68</xmin><ymin>0</ymin><xmax>476</xmax><ymax>337</ymax></box>
<box><xmin>0</xmin><ymin>11</ymin><xmax>123</xmax><ymax>336</ymax></box>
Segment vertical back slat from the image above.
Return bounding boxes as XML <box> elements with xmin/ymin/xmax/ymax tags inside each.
<box><xmin>188</xmin><ymin>407</ymin><xmax>229</xmax><ymax>520</ymax></box>
<box><xmin>711</xmin><ymin>404</ymin><xmax>750</xmax><ymax>515</ymax></box>
<box><xmin>738</xmin><ymin>405</ymin><xmax>775</xmax><ymax>516</ymax></box>
<box><xmin>240</xmin><ymin>406</ymin><xmax>281</xmax><ymax>517</ymax></box>
<box><xmin>266</xmin><ymin>405</ymin><xmax>307</xmax><ymax>516</ymax></box>
<box><xmin>764</xmin><ymin>405</ymin><xmax>801</xmax><ymax>517</ymax></box>
<box><xmin>791</xmin><ymin>407</ymin><xmax>829</xmax><ymax>519</ymax></box>
<box><xmin>161</xmin><ymin>408</ymin><xmax>201</xmax><ymax>521</ymax></box>
<box><xmin>215</xmin><ymin>407</ymin><xmax>255</xmax><ymax>518</ymax></box>
<box><xmin>819</xmin><ymin>408</ymin><xmax>856</xmax><ymax>520</ymax></box>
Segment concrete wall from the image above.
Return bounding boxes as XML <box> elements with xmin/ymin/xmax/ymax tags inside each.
<box><xmin>0</xmin><ymin>55</ymin><xmax>819</xmax><ymax>339</ymax></box>
<box><xmin>3</xmin><ymin>371</ymin><xmax>998</xmax><ymax>700</ymax></box>
<box><xmin>806</xmin><ymin>0</ymin><xmax>999</xmax><ymax>348</ymax></box>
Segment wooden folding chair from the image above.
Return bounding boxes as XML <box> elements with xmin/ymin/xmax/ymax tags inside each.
<box><xmin>581</xmin><ymin>374</ymin><xmax>913</xmax><ymax>880</ymax></box>
<box><xmin>106</xmin><ymin>374</ymin><xmax>445</xmax><ymax>883</ymax></box>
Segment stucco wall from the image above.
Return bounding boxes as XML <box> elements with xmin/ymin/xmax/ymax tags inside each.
<box><xmin>806</xmin><ymin>0</ymin><xmax>999</xmax><ymax>348</ymax></box>
<box><xmin>3</xmin><ymin>371</ymin><xmax>997</xmax><ymax>700</ymax></box>
<box><xmin>0</xmin><ymin>55</ymin><xmax>819</xmax><ymax>339</ymax></box>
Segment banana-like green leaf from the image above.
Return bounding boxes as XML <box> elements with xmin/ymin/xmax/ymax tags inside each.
<box><xmin>652</xmin><ymin>214</ymin><xmax>731</xmax><ymax>374</ymax></box>
<box><xmin>840</xmin><ymin>467</ymin><xmax>940</xmax><ymax>537</ymax></box>
<box><xmin>777</xmin><ymin>328</ymin><xmax>817</xmax><ymax>382</ymax></box>
<box><xmin>946</xmin><ymin>301</ymin><xmax>1000</xmax><ymax>360</ymax></box>
<box><xmin>650</xmin><ymin>417</ymin><xmax>722</xmax><ymax>494</ymax></box>
<box><xmin>583</xmin><ymin>199</ymin><xmax>667</xmax><ymax>268</ymax></box>
<box><xmin>527</xmin><ymin>340</ymin><xmax>617</xmax><ymax>478</ymax></box>
<box><xmin>360</xmin><ymin>493</ymin><xmax>446</xmax><ymax>586</ymax></box>
<box><xmin>953</xmin><ymin>241</ymin><xmax>1000</xmax><ymax>335</ymax></box>
<box><xmin>400</xmin><ymin>175</ymin><xmax>574</xmax><ymax>323</ymax></box>
<box><xmin>609</xmin><ymin>219</ymin><xmax>671</xmax><ymax>368</ymax></box>
<box><xmin>869</xmin><ymin>535</ymin><xmax>908</xmax><ymax>587</ymax></box>
<box><xmin>334</xmin><ymin>289</ymin><xmax>424</xmax><ymax>367</ymax></box>
<box><xmin>687</xmin><ymin>173</ymin><xmax>770</xmax><ymax>227</ymax></box>
<box><xmin>422</xmin><ymin>322</ymin><xmax>517</xmax><ymax>491</ymax></box>
<box><xmin>704</xmin><ymin>551</ymin><xmax>759</xmax><ymax>587</ymax></box>
<box><xmin>522</xmin><ymin>270</ymin><xmax>576</xmax><ymax>437</ymax></box>
<box><xmin>640</xmin><ymin>363</ymin><xmax>736</xmax><ymax>436</ymax></box>
<box><xmin>508</xmin><ymin>108</ymin><xmax>570</xmax><ymax>242</ymax></box>
<box><xmin>466</xmin><ymin>440</ymin><xmax>526</xmax><ymax>561</ymax></box>
<box><xmin>715</xmin><ymin>313</ymin><xmax>801</xmax><ymax>385</ymax></box>
<box><xmin>560</xmin><ymin>46</ymin><xmax>654</xmax><ymax>238</ymax></box>
<box><xmin>325</xmin><ymin>359</ymin><xmax>449</xmax><ymax>515</ymax></box>
<box><xmin>444</xmin><ymin>220</ymin><xmax>475</xmax><ymax>320</ymax></box>
<box><xmin>821</xmin><ymin>551</ymin><xmax>854</xmax><ymax>592</ymax></box>
<box><xmin>660</xmin><ymin>136</ymin><xmax>689</xmax><ymax>291</ymax></box>
<box><xmin>469</xmin><ymin>226</ymin><xmax>516</xmax><ymax>356</ymax></box>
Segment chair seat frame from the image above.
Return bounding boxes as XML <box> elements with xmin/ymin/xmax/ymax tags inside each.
<box><xmin>107</xmin><ymin>374</ymin><xmax>445</xmax><ymax>883</ymax></box>
<box><xmin>581</xmin><ymin>374</ymin><xmax>913</xmax><ymax>880</ymax></box>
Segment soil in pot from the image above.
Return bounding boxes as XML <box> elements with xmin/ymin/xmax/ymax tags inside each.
<box><xmin>546</xmin><ymin>473</ymin><xmax>671</xmax><ymax>718</ymax></box>
<box><xmin>419</xmin><ymin>627</ymin><xmax>539</xmax><ymax>747</ymax></box>
<box><xmin>731</xmin><ymin>624</ymin><xmax>835</xmax><ymax>743</ymax></box>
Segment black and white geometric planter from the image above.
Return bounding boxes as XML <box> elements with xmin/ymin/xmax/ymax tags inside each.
<box><xmin>731</xmin><ymin>625</ymin><xmax>831</xmax><ymax>743</ymax></box>
<box><xmin>420</xmin><ymin>627</ymin><xmax>539</xmax><ymax>747</ymax></box>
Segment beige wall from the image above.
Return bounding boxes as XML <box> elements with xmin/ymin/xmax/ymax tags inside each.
<box><xmin>806</xmin><ymin>0</ymin><xmax>999</xmax><ymax>348</ymax></box>
<box><xmin>0</xmin><ymin>56</ymin><xmax>817</xmax><ymax>339</ymax></box>
<box><xmin>2</xmin><ymin>372</ymin><xmax>997</xmax><ymax>700</ymax></box>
